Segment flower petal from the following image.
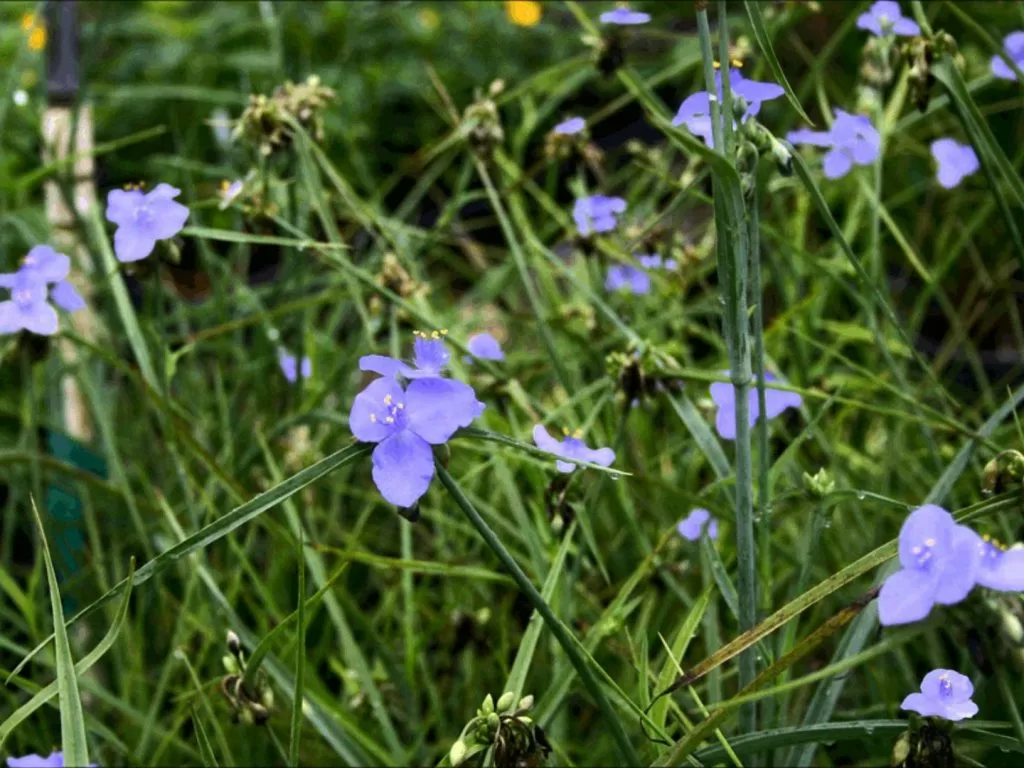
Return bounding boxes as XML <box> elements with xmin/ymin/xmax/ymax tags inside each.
<box><xmin>405</xmin><ymin>377</ymin><xmax>484</xmax><ymax>444</ymax></box>
<box><xmin>114</xmin><ymin>225</ymin><xmax>158</xmax><ymax>263</ymax></box>
<box><xmin>979</xmin><ymin>545</ymin><xmax>1024</xmax><ymax>592</ymax></box>
<box><xmin>349</xmin><ymin>377</ymin><xmax>406</xmax><ymax>443</ymax></box>
<box><xmin>0</xmin><ymin>301</ymin><xmax>22</xmax><ymax>333</ymax></box>
<box><xmin>900</xmin><ymin>692</ymin><xmax>945</xmax><ymax>718</ymax></box>
<box><xmin>787</xmin><ymin>128</ymin><xmax>835</xmax><ymax>148</ymax></box>
<box><xmin>371</xmin><ymin>431</ymin><xmax>435</xmax><ymax>507</ymax></box>
<box><xmin>533</xmin><ymin>424</ymin><xmax>566</xmax><ymax>456</ymax></box>
<box><xmin>359</xmin><ymin>354</ymin><xmax>415</xmax><ymax>379</ymax></box>
<box><xmin>933</xmin><ymin>523</ymin><xmax>980</xmax><ymax>605</ymax></box>
<box><xmin>23</xmin><ymin>245</ymin><xmax>70</xmax><ymax>282</ymax></box>
<box><xmin>763</xmin><ymin>383</ymin><xmax>802</xmax><ymax>419</ymax></box>
<box><xmin>50</xmin><ymin>281</ymin><xmax>85</xmax><ymax>313</ymax></box>
<box><xmin>878</xmin><ymin>567</ymin><xmax>937</xmax><ymax>625</ymax></box>
<box><xmin>898</xmin><ymin>504</ymin><xmax>954</xmax><ymax>569</ymax></box>
<box><xmin>18</xmin><ymin>301</ymin><xmax>59</xmax><ymax>335</ymax></box>
<box><xmin>0</xmin><ymin>272</ymin><xmax>18</xmax><ymax>289</ymax></box>
<box><xmin>891</xmin><ymin>17</ymin><xmax>920</xmax><ymax>35</ymax></box>
<box><xmin>822</xmin><ymin>149</ymin><xmax>853</xmax><ymax>179</ymax></box>
<box><xmin>106</xmin><ymin>188</ymin><xmax>144</xmax><ymax>225</ymax></box>
<box><xmin>944</xmin><ymin>700</ymin><xmax>979</xmax><ymax>721</ymax></box>
<box><xmin>467</xmin><ymin>332</ymin><xmax>504</xmax><ymax>361</ymax></box>
<box><xmin>412</xmin><ymin>337</ymin><xmax>450</xmax><ymax>373</ymax></box>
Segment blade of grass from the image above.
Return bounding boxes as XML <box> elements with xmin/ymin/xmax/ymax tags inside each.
<box><xmin>289</xmin><ymin>531</ymin><xmax>306</xmax><ymax>767</ymax></box>
<box><xmin>192</xmin><ymin>711</ymin><xmax>220</xmax><ymax>768</ymax></box>
<box><xmin>743</xmin><ymin>0</ymin><xmax>814</xmax><ymax>124</ymax></box>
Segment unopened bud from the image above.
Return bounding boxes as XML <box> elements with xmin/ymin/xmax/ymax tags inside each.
<box><xmin>770</xmin><ymin>137</ymin><xmax>793</xmax><ymax>177</ymax></box>
<box><xmin>496</xmin><ymin>691</ymin><xmax>515</xmax><ymax>713</ymax></box>
<box><xmin>261</xmin><ymin>686</ymin><xmax>275</xmax><ymax>711</ymax></box>
<box><xmin>222</xmin><ymin>655</ymin><xmax>239</xmax><ymax>675</ymax></box>
<box><xmin>226</xmin><ymin>630</ymin><xmax>242</xmax><ymax>656</ymax></box>
<box><xmin>517</xmin><ymin>695</ymin><xmax>534</xmax><ymax>712</ymax></box>
<box><xmin>890</xmin><ymin>730</ymin><xmax>911</xmax><ymax>767</ymax></box>
<box><xmin>486</xmin><ymin>712</ymin><xmax>501</xmax><ymax>731</ymax></box>
<box><xmin>450</xmin><ymin>740</ymin><xmax>467</xmax><ymax>767</ymax></box>
<box><xmin>480</xmin><ymin>693</ymin><xmax>494</xmax><ymax>716</ymax></box>
<box><xmin>804</xmin><ymin>468</ymin><xmax>835</xmax><ymax>498</ymax></box>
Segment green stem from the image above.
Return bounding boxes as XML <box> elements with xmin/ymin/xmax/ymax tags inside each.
<box><xmin>436</xmin><ymin>463</ymin><xmax>640</xmax><ymax>766</ymax></box>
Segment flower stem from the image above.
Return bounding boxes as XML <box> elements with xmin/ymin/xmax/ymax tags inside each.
<box><xmin>436</xmin><ymin>462</ymin><xmax>641</xmax><ymax>766</ymax></box>
<box><xmin>697</xmin><ymin>0</ymin><xmax>758</xmax><ymax>739</ymax></box>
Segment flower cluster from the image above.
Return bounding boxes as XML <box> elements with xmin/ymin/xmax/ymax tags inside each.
<box><xmin>0</xmin><ymin>246</ymin><xmax>85</xmax><ymax>336</ymax></box>
<box><xmin>350</xmin><ymin>333</ymin><xmax>485</xmax><ymax>507</ymax></box>
<box><xmin>879</xmin><ymin>504</ymin><xmax>1024</xmax><ymax>625</ymax></box>
<box><xmin>672</xmin><ymin>68</ymin><xmax>784</xmax><ymax>148</ymax></box>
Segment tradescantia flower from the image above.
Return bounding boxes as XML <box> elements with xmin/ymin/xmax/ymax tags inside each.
<box><xmin>6</xmin><ymin>752</ymin><xmax>95</xmax><ymax>768</ymax></box>
<box><xmin>605</xmin><ymin>265</ymin><xmax>650</xmax><ymax>295</ymax></box>
<box><xmin>0</xmin><ymin>246</ymin><xmax>86</xmax><ymax>336</ymax></box>
<box><xmin>532</xmin><ymin>425</ymin><xmax>615</xmax><ymax>473</ymax></box>
<box><xmin>553</xmin><ymin>116</ymin><xmax>586</xmax><ymax>136</ymax></box>
<box><xmin>599</xmin><ymin>6</ymin><xmax>650</xmax><ymax>25</ymax></box>
<box><xmin>105</xmin><ymin>183</ymin><xmax>190</xmax><ymax>263</ymax></box>
<box><xmin>930</xmin><ymin>139</ymin><xmax>979</xmax><ymax>189</ymax></box>
<box><xmin>573</xmin><ymin>195</ymin><xmax>627</xmax><ymax>237</ymax></box>
<box><xmin>219</xmin><ymin>179</ymin><xmax>244</xmax><ymax>210</ymax></box>
<box><xmin>856</xmin><ymin>1</ymin><xmax>920</xmax><ymax>37</ymax></box>
<box><xmin>991</xmin><ymin>31</ymin><xmax>1024</xmax><ymax>80</ymax></box>
<box><xmin>677</xmin><ymin>508</ymin><xmax>718</xmax><ymax>541</ymax></box>
<box><xmin>464</xmin><ymin>332</ymin><xmax>505</xmax><ymax>362</ymax></box>
<box><xmin>637</xmin><ymin>254</ymin><xmax>677</xmax><ymax>270</ymax></box>
<box><xmin>878</xmin><ymin>505</ymin><xmax>979</xmax><ymax>626</ymax></box>
<box><xmin>787</xmin><ymin>110</ymin><xmax>880</xmax><ymax>179</ymax></box>
<box><xmin>279</xmin><ymin>349</ymin><xmax>312</xmax><ymax>383</ymax></box>
<box><xmin>901</xmin><ymin>669</ymin><xmax>978</xmax><ymax>721</ymax></box>
<box><xmin>361</xmin><ymin>331</ymin><xmax>453</xmax><ymax>380</ymax></box>
<box><xmin>349</xmin><ymin>373</ymin><xmax>485</xmax><ymax>507</ymax></box>
<box><xmin>672</xmin><ymin>69</ymin><xmax>784</xmax><ymax>148</ymax></box>
<box><xmin>709</xmin><ymin>372</ymin><xmax>802</xmax><ymax>440</ymax></box>
<box><xmin>2</xmin><ymin>245</ymin><xmax>85</xmax><ymax>317</ymax></box>
<box><xmin>968</xmin><ymin>533</ymin><xmax>1024</xmax><ymax>591</ymax></box>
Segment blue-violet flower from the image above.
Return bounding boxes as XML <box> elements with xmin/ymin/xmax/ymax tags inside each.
<box><xmin>465</xmin><ymin>332</ymin><xmax>505</xmax><ymax>362</ymax></box>
<box><xmin>532</xmin><ymin>425</ymin><xmax>615</xmax><ymax>473</ymax></box>
<box><xmin>105</xmin><ymin>183</ymin><xmax>190</xmax><ymax>263</ymax></box>
<box><xmin>672</xmin><ymin>69</ymin><xmax>784</xmax><ymax>148</ymax></box>
<box><xmin>709</xmin><ymin>372</ymin><xmax>802</xmax><ymax>440</ymax></box>
<box><xmin>856</xmin><ymin>1</ymin><xmax>920</xmax><ymax>37</ymax></box>
<box><xmin>279</xmin><ymin>349</ymin><xmax>312</xmax><ymax>383</ymax></box>
<box><xmin>677</xmin><ymin>508</ymin><xmax>718</xmax><ymax>541</ymax></box>
<box><xmin>554</xmin><ymin>116</ymin><xmax>586</xmax><ymax>136</ymax></box>
<box><xmin>901</xmin><ymin>669</ymin><xmax>978</xmax><ymax>721</ymax></box>
<box><xmin>605</xmin><ymin>265</ymin><xmax>651</xmax><ymax>295</ymax></box>
<box><xmin>599</xmin><ymin>6</ymin><xmax>650</xmax><ymax>25</ymax></box>
<box><xmin>361</xmin><ymin>331</ymin><xmax>453</xmax><ymax>380</ymax></box>
<box><xmin>991</xmin><ymin>31</ymin><xmax>1024</xmax><ymax>80</ymax></box>
<box><xmin>931</xmin><ymin>139</ymin><xmax>979</xmax><ymax>189</ymax></box>
<box><xmin>787</xmin><ymin>110</ymin><xmax>880</xmax><ymax>179</ymax></box>
<box><xmin>573</xmin><ymin>195</ymin><xmax>627</xmax><ymax>237</ymax></box>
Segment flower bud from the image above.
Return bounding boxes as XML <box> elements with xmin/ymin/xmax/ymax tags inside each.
<box><xmin>770</xmin><ymin>136</ymin><xmax>793</xmax><ymax>177</ymax></box>
<box><xmin>803</xmin><ymin>468</ymin><xmax>835</xmax><ymax>498</ymax></box>
<box><xmin>480</xmin><ymin>693</ymin><xmax>494</xmax><ymax>716</ymax></box>
<box><xmin>226</xmin><ymin>630</ymin><xmax>242</xmax><ymax>656</ymax></box>
<box><xmin>486</xmin><ymin>712</ymin><xmax>501</xmax><ymax>731</ymax></box>
<box><xmin>517</xmin><ymin>695</ymin><xmax>534</xmax><ymax>712</ymax></box>
<box><xmin>496</xmin><ymin>691</ymin><xmax>515</xmax><ymax>713</ymax></box>
<box><xmin>449</xmin><ymin>740</ymin><xmax>468</xmax><ymax>767</ymax></box>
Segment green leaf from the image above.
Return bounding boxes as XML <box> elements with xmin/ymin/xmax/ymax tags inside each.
<box><xmin>743</xmin><ymin>1</ymin><xmax>815</xmax><ymax>125</ymax></box>
<box><xmin>289</xmin><ymin>533</ymin><xmax>307</xmax><ymax>767</ymax></box>
<box><xmin>8</xmin><ymin>442</ymin><xmax>373</xmax><ymax>683</ymax></box>
<box><xmin>652</xmin><ymin>583</ymin><xmax>714</xmax><ymax>729</ymax></box>
<box><xmin>31</xmin><ymin>497</ymin><xmax>90</xmax><ymax>767</ymax></box>
<box><xmin>192</xmin><ymin>712</ymin><xmax>220</xmax><ymax>767</ymax></box>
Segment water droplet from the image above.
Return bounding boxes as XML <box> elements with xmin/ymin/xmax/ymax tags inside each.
<box><xmin>856</xmin><ymin>492</ymin><xmax>866</xmax><ymax>500</ymax></box>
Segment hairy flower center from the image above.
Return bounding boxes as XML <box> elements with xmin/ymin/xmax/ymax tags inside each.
<box><xmin>370</xmin><ymin>393</ymin><xmax>407</xmax><ymax>429</ymax></box>
<box><xmin>910</xmin><ymin>536</ymin><xmax>937</xmax><ymax>569</ymax></box>
<box><xmin>133</xmin><ymin>203</ymin><xmax>153</xmax><ymax>226</ymax></box>
<box><xmin>938</xmin><ymin>675</ymin><xmax>952</xmax><ymax>698</ymax></box>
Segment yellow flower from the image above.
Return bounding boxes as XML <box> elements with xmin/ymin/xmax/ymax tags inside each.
<box><xmin>505</xmin><ymin>0</ymin><xmax>542</xmax><ymax>27</ymax></box>
<box><xmin>28</xmin><ymin>25</ymin><xmax>47</xmax><ymax>52</ymax></box>
<box><xmin>20</xmin><ymin>13</ymin><xmax>35</xmax><ymax>31</ymax></box>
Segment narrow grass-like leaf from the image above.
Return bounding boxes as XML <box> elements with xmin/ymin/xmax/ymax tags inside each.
<box><xmin>8</xmin><ymin>442</ymin><xmax>373</xmax><ymax>682</ymax></box>
<box><xmin>743</xmin><ymin>1</ymin><xmax>814</xmax><ymax>125</ymax></box>
<box><xmin>31</xmin><ymin>497</ymin><xmax>90</xmax><ymax>767</ymax></box>
<box><xmin>652</xmin><ymin>583</ymin><xmax>714</xmax><ymax>729</ymax></box>
<box><xmin>192</xmin><ymin>711</ymin><xmax>219</xmax><ymax>767</ymax></box>
<box><xmin>289</xmin><ymin>532</ymin><xmax>306</xmax><ymax>767</ymax></box>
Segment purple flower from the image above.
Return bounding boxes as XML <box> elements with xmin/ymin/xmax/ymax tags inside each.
<box><xmin>599</xmin><ymin>6</ymin><xmax>650</xmax><ymax>25</ymax></box>
<box><xmin>709</xmin><ymin>372</ymin><xmax>803</xmax><ymax>440</ymax></box>
<box><xmin>672</xmin><ymin>69</ymin><xmax>784</xmax><ymax>148</ymax></box>
<box><xmin>605</xmin><ymin>265</ymin><xmax>651</xmax><ymax>295</ymax></box>
<box><xmin>573</xmin><ymin>195</ymin><xmax>627</xmax><ymax>237</ymax></box>
<box><xmin>349</xmin><ymin>375</ymin><xmax>485</xmax><ymax>507</ymax></box>
<box><xmin>532</xmin><ymin>424</ymin><xmax>615</xmax><ymax>473</ymax></box>
<box><xmin>219</xmin><ymin>179</ymin><xmax>244</xmax><ymax>209</ymax></box>
<box><xmin>7</xmin><ymin>245</ymin><xmax>85</xmax><ymax>314</ymax></box>
<box><xmin>360</xmin><ymin>333</ymin><xmax>452</xmax><ymax>380</ymax></box>
<box><xmin>930</xmin><ymin>139</ymin><xmax>979</xmax><ymax>189</ymax></box>
<box><xmin>878</xmin><ymin>505</ymin><xmax>980</xmax><ymax>626</ymax></box>
<box><xmin>677</xmin><ymin>508</ymin><xmax>719</xmax><ymax>541</ymax></box>
<box><xmin>901</xmin><ymin>669</ymin><xmax>978</xmax><ymax>721</ymax></box>
<box><xmin>637</xmin><ymin>254</ymin><xmax>677</xmax><ymax>270</ymax></box>
<box><xmin>787</xmin><ymin>110</ymin><xmax>880</xmax><ymax>179</ymax></box>
<box><xmin>7</xmin><ymin>753</ymin><xmax>66</xmax><ymax>768</ymax></box>
<box><xmin>991</xmin><ymin>31</ymin><xmax>1024</xmax><ymax>80</ymax></box>
<box><xmin>554</xmin><ymin>116</ymin><xmax>586</xmax><ymax>136</ymax></box>
<box><xmin>856</xmin><ymin>1</ymin><xmax>920</xmax><ymax>37</ymax></box>
<box><xmin>464</xmin><ymin>332</ymin><xmax>505</xmax><ymax>362</ymax></box>
<box><xmin>105</xmin><ymin>183</ymin><xmax>190</xmax><ymax>263</ymax></box>
<box><xmin>0</xmin><ymin>270</ymin><xmax>59</xmax><ymax>335</ymax></box>
<box><xmin>969</xmin><ymin>533</ymin><xmax>1024</xmax><ymax>591</ymax></box>
<box><xmin>279</xmin><ymin>349</ymin><xmax>312</xmax><ymax>383</ymax></box>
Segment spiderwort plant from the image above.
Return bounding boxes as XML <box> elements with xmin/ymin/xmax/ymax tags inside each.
<box><xmin>105</xmin><ymin>183</ymin><xmax>190</xmax><ymax>263</ymax></box>
<box><xmin>856</xmin><ymin>1</ymin><xmax>920</xmax><ymax>37</ymax></box>
<box><xmin>572</xmin><ymin>195</ymin><xmax>627</xmax><ymax>237</ymax></box>
<box><xmin>532</xmin><ymin>425</ymin><xmax>614</xmax><ymax>473</ymax></box>
<box><xmin>930</xmin><ymin>138</ymin><xmax>979</xmax><ymax>189</ymax></box>
<box><xmin>361</xmin><ymin>330</ymin><xmax>453</xmax><ymax>379</ymax></box>
<box><xmin>991</xmin><ymin>31</ymin><xmax>1024</xmax><ymax>80</ymax></box>
<box><xmin>709</xmin><ymin>372</ymin><xmax>803</xmax><ymax>440</ymax></box>
<box><xmin>677</xmin><ymin>508</ymin><xmax>718</xmax><ymax>541</ymax></box>
<box><xmin>672</xmin><ymin>68</ymin><xmax>784</xmax><ymax>148</ymax></box>
<box><xmin>350</xmin><ymin>336</ymin><xmax>485</xmax><ymax>507</ymax></box>
<box><xmin>0</xmin><ymin>247</ymin><xmax>85</xmax><ymax>336</ymax></box>
<box><xmin>598</xmin><ymin>6</ymin><xmax>650</xmax><ymax>25</ymax></box>
<box><xmin>901</xmin><ymin>669</ymin><xmax>978</xmax><ymax>721</ymax></box>
<box><xmin>604</xmin><ymin>265</ymin><xmax>650</xmax><ymax>295</ymax></box>
<box><xmin>553</xmin><ymin>116</ymin><xmax>586</xmax><ymax>136</ymax></box>
<box><xmin>787</xmin><ymin>110</ymin><xmax>881</xmax><ymax>179</ymax></box>
<box><xmin>279</xmin><ymin>349</ymin><xmax>312</xmax><ymax>383</ymax></box>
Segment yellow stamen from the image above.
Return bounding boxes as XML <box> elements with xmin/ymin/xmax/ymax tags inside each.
<box><xmin>370</xmin><ymin>414</ymin><xmax>377</xmax><ymax>423</ymax></box>
<box><xmin>924</xmin><ymin>537</ymin><xmax>936</xmax><ymax>547</ymax></box>
<box><xmin>731</xmin><ymin>58</ymin><xmax>744</xmax><ymax>68</ymax></box>
<box><xmin>562</xmin><ymin>427</ymin><xmax>570</xmax><ymax>436</ymax></box>
<box><xmin>712</xmin><ymin>60</ymin><xmax>721</xmax><ymax>70</ymax></box>
<box><xmin>385</xmin><ymin>416</ymin><xmax>394</xmax><ymax>424</ymax></box>
<box><xmin>573</xmin><ymin>428</ymin><xmax>584</xmax><ymax>439</ymax></box>
<box><xmin>384</xmin><ymin>394</ymin><xmax>393</xmax><ymax>405</ymax></box>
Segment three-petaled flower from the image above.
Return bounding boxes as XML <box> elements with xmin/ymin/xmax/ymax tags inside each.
<box><xmin>677</xmin><ymin>508</ymin><xmax>718</xmax><ymax>541</ymax></box>
<box><xmin>532</xmin><ymin>425</ymin><xmax>615</xmax><ymax>473</ymax></box>
<box><xmin>573</xmin><ymin>195</ymin><xmax>627</xmax><ymax>237</ymax></box>
<box><xmin>709</xmin><ymin>372</ymin><xmax>802</xmax><ymax>440</ymax></box>
<box><xmin>637</xmin><ymin>254</ymin><xmax>677</xmax><ymax>270</ymax></box>
<box><xmin>787</xmin><ymin>110</ymin><xmax>880</xmax><ymax>179</ymax></box>
<box><xmin>878</xmin><ymin>505</ymin><xmax>979</xmax><ymax>626</ymax></box>
<box><xmin>105</xmin><ymin>183</ymin><xmax>190</xmax><ymax>263</ymax></box>
<box><xmin>0</xmin><ymin>246</ymin><xmax>85</xmax><ymax>336</ymax></box>
<box><xmin>554</xmin><ymin>116</ymin><xmax>586</xmax><ymax>136</ymax></box>
<box><xmin>350</xmin><ymin>336</ymin><xmax>485</xmax><ymax>507</ymax></box>
<box><xmin>856</xmin><ymin>1</ymin><xmax>920</xmax><ymax>37</ymax></box>
<box><xmin>672</xmin><ymin>69</ymin><xmax>784</xmax><ymax>148</ymax></box>
<box><xmin>991</xmin><ymin>31</ymin><xmax>1024</xmax><ymax>80</ymax></box>
<box><xmin>930</xmin><ymin>139</ymin><xmax>979</xmax><ymax>189</ymax></box>
<box><xmin>465</xmin><ymin>332</ymin><xmax>505</xmax><ymax>362</ymax></box>
<box><xmin>599</xmin><ymin>6</ymin><xmax>650</xmax><ymax>25</ymax></box>
<box><xmin>901</xmin><ymin>669</ymin><xmax>978</xmax><ymax>721</ymax></box>
<box><xmin>605</xmin><ymin>265</ymin><xmax>650</xmax><ymax>295</ymax></box>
